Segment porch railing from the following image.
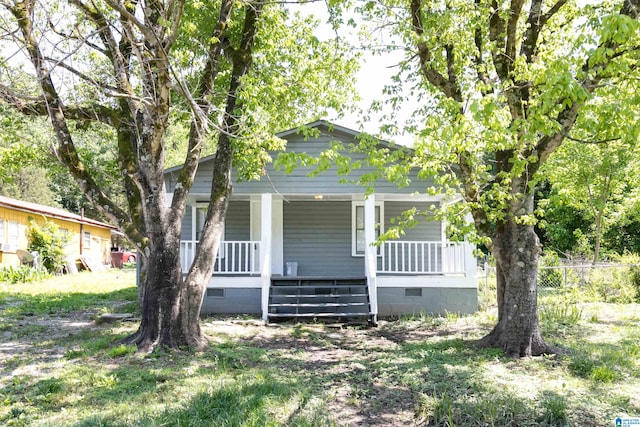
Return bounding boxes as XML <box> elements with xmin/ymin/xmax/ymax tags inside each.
<box><xmin>180</xmin><ymin>240</ymin><xmax>261</xmax><ymax>274</ymax></box>
<box><xmin>378</xmin><ymin>241</ymin><xmax>467</xmax><ymax>275</ymax></box>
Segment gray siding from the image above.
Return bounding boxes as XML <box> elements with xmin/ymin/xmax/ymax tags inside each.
<box><xmin>179</xmin><ymin>200</ymin><xmax>250</xmax><ymax>241</ymax></box>
<box><xmin>380</xmin><ymin>202</ymin><xmax>443</xmax><ymax>272</ymax></box>
<box><xmin>282</xmin><ymin>201</ymin><xmax>364</xmax><ymax>276</ymax></box>
<box><xmin>166</xmin><ymin>134</ymin><xmax>434</xmax><ymax>196</ymax></box>
<box><xmin>180</xmin><ymin>211</ymin><xmax>192</xmax><ymax>241</ymax></box>
<box><xmin>377</xmin><ymin>287</ymin><xmax>477</xmax><ymax>316</ymax></box>
<box><xmin>384</xmin><ymin>202</ymin><xmax>441</xmax><ymax>241</ymax></box>
<box><xmin>201</xmin><ymin>288</ymin><xmax>261</xmax><ymax>314</ymax></box>
<box><xmin>225</xmin><ymin>201</ymin><xmax>250</xmax><ymax>241</ymax></box>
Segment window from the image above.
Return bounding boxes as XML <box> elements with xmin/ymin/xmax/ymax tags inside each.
<box><xmin>206</xmin><ymin>288</ymin><xmax>224</xmax><ymax>298</ymax></box>
<box><xmin>194</xmin><ymin>204</ymin><xmax>225</xmax><ymax>258</ymax></box>
<box><xmin>83</xmin><ymin>231</ymin><xmax>91</xmax><ymax>249</ymax></box>
<box><xmin>352</xmin><ymin>202</ymin><xmax>383</xmax><ymax>256</ymax></box>
<box><xmin>195</xmin><ymin>206</ymin><xmax>207</xmax><ymax>241</ymax></box>
<box><xmin>405</xmin><ymin>288</ymin><xmax>423</xmax><ymax>297</ymax></box>
<box><xmin>7</xmin><ymin>221</ymin><xmax>19</xmax><ymax>245</ymax></box>
<box><xmin>0</xmin><ymin>221</ymin><xmax>20</xmax><ymax>252</ymax></box>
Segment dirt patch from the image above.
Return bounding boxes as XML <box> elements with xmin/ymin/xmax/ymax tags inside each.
<box><xmin>1</xmin><ymin>311</ymin><xmax>484</xmax><ymax>426</ymax></box>
<box><xmin>0</xmin><ymin>309</ymin><xmax>105</xmax><ymax>376</ymax></box>
<box><xmin>200</xmin><ymin>318</ymin><xmax>487</xmax><ymax>426</ymax></box>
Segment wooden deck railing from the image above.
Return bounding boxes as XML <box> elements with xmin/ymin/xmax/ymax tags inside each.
<box><xmin>180</xmin><ymin>240</ymin><xmax>261</xmax><ymax>274</ymax></box>
<box><xmin>378</xmin><ymin>241</ymin><xmax>467</xmax><ymax>275</ymax></box>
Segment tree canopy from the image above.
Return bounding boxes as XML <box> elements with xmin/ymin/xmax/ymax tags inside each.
<box><xmin>0</xmin><ymin>0</ymin><xmax>358</xmax><ymax>351</ymax></box>
<box><xmin>346</xmin><ymin>0</ymin><xmax>640</xmax><ymax>356</ymax></box>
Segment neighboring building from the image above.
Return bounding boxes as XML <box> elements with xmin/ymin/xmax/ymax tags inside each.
<box><xmin>0</xmin><ymin>196</ymin><xmax>116</xmax><ymax>269</ymax></box>
<box><xmin>164</xmin><ymin>121</ymin><xmax>477</xmax><ymax>322</ymax></box>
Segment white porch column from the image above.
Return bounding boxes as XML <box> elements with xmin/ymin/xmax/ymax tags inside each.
<box><xmin>191</xmin><ymin>205</ymin><xmax>197</xmax><ymax>241</ymax></box>
<box><xmin>260</xmin><ymin>193</ymin><xmax>273</xmax><ymax>322</ymax></box>
<box><xmin>364</xmin><ymin>195</ymin><xmax>378</xmax><ymax>320</ymax></box>
<box><xmin>271</xmin><ymin>197</ymin><xmax>284</xmax><ymax>275</ymax></box>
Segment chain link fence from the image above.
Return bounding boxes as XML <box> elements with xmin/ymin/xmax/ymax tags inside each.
<box><xmin>477</xmin><ymin>261</ymin><xmax>640</xmax><ymax>310</ymax></box>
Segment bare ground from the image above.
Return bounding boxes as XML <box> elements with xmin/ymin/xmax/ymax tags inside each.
<box><xmin>203</xmin><ymin>317</ymin><xmax>486</xmax><ymax>426</ymax></box>
<box><xmin>1</xmin><ymin>306</ymin><xmax>486</xmax><ymax>426</ymax></box>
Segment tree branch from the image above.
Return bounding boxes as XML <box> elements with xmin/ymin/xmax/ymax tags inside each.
<box><xmin>164</xmin><ymin>0</ymin><xmax>185</xmax><ymax>50</ymax></box>
<box><xmin>46</xmin><ymin>16</ymin><xmax>109</xmax><ymax>57</ymax></box>
<box><xmin>7</xmin><ymin>0</ymin><xmax>144</xmax><ymax>245</ymax></box>
<box><xmin>68</xmin><ymin>0</ymin><xmax>135</xmax><ymax>98</ymax></box>
<box><xmin>488</xmin><ymin>0</ymin><xmax>507</xmax><ymax>80</ymax></box>
<box><xmin>409</xmin><ymin>0</ymin><xmax>462</xmax><ymax>102</ymax></box>
<box><xmin>458</xmin><ymin>151</ymin><xmax>492</xmax><ymax>238</ymax></box>
<box><xmin>0</xmin><ymin>83</ymin><xmax>117</xmax><ymax>124</ymax></box>
<box><xmin>102</xmin><ymin>0</ymin><xmax>157</xmax><ymax>42</ymax></box>
<box><xmin>529</xmin><ymin>0</ymin><xmax>640</xmax><ymax>175</ymax></box>
<box><xmin>43</xmin><ymin>56</ymin><xmax>121</xmax><ymax>93</ymax></box>
<box><xmin>187</xmin><ymin>0</ymin><xmax>265</xmax><ymax>277</ymax></box>
<box><xmin>170</xmin><ymin>0</ymin><xmax>235</xmax><ymax>218</ymax></box>
<box><xmin>473</xmin><ymin>0</ymin><xmax>494</xmax><ymax>92</ymax></box>
<box><xmin>505</xmin><ymin>0</ymin><xmax>525</xmax><ymax>69</ymax></box>
<box><xmin>566</xmin><ymin>135</ymin><xmax>621</xmax><ymax>144</ymax></box>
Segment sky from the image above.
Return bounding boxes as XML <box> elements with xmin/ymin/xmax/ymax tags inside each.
<box><xmin>289</xmin><ymin>1</ymin><xmax>418</xmax><ymax>146</ymax></box>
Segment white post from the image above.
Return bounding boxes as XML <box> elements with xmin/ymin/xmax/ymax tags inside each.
<box><xmin>250</xmin><ymin>199</ymin><xmax>261</xmax><ymax>272</ymax></box>
<box><xmin>260</xmin><ymin>193</ymin><xmax>273</xmax><ymax>322</ymax></box>
<box><xmin>464</xmin><ymin>241</ymin><xmax>476</xmax><ymax>280</ymax></box>
<box><xmin>364</xmin><ymin>195</ymin><xmax>378</xmax><ymax>321</ymax></box>
<box><xmin>190</xmin><ymin>205</ymin><xmax>197</xmax><ymax>270</ymax></box>
<box><xmin>271</xmin><ymin>197</ymin><xmax>284</xmax><ymax>275</ymax></box>
<box><xmin>191</xmin><ymin>205</ymin><xmax>197</xmax><ymax>242</ymax></box>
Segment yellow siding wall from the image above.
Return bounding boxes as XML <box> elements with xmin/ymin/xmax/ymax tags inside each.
<box><xmin>82</xmin><ymin>224</ymin><xmax>113</xmax><ymax>266</ymax></box>
<box><xmin>0</xmin><ymin>206</ymin><xmax>112</xmax><ymax>268</ymax></box>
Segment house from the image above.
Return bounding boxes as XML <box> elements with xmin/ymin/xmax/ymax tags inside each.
<box><xmin>164</xmin><ymin>121</ymin><xmax>477</xmax><ymax>322</ymax></box>
<box><xmin>0</xmin><ymin>196</ymin><xmax>116</xmax><ymax>269</ymax></box>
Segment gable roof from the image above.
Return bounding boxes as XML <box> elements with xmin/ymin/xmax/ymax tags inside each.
<box><xmin>0</xmin><ymin>195</ymin><xmax>116</xmax><ymax>230</ymax></box>
<box><xmin>275</xmin><ymin>120</ymin><xmax>363</xmax><ymax>139</ymax></box>
<box><xmin>164</xmin><ymin>120</ymin><xmax>404</xmax><ymax>174</ymax></box>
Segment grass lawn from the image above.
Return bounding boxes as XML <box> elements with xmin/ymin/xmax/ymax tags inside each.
<box><xmin>1</xmin><ymin>270</ymin><xmax>639</xmax><ymax>426</ymax></box>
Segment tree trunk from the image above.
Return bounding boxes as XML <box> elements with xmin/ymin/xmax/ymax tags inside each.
<box><xmin>122</xmin><ymin>215</ymin><xmax>211</xmax><ymax>352</ymax></box>
<box><xmin>592</xmin><ymin>212</ymin><xmax>603</xmax><ymax>265</ymax></box>
<box><xmin>478</xmin><ymin>219</ymin><xmax>557</xmax><ymax>357</ymax></box>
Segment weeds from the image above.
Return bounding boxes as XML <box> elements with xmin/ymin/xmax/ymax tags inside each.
<box><xmin>1</xmin><ymin>271</ymin><xmax>639</xmax><ymax>426</ymax></box>
<box><xmin>0</xmin><ymin>265</ymin><xmax>49</xmax><ymax>284</ymax></box>
<box><xmin>540</xmin><ymin>302</ymin><xmax>582</xmax><ymax>327</ymax></box>
<box><xmin>107</xmin><ymin>344</ymin><xmax>136</xmax><ymax>358</ymax></box>
<box><xmin>538</xmin><ymin>391</ymin><xmax>569</xmax><ymax>425</ymax></box>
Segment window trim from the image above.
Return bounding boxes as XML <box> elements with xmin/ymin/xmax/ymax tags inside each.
<box><xmin>7</xmin><ymin>221</ymin><xmax>19</xmax><ymax>246</ymax></box>
<box><xmin>195</xmin><ymin>203</ymin><xmax>225</xmax><ymax>258</ymax></box>
<box><xmin>351</xmin><ymin>201</ymin><xmax>383</xmax><ymax>257</ymax></box>
<box><xmin>83</xmin><ymin>231</ymin><xmax>91</xmax><ymax>249</ymax></box>
<box><xmin>0</xmin><ymin>219</ymin><xmax>5</xmax><ymax>244</ymax></box>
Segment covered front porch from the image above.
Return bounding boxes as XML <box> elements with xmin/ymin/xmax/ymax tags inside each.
<box><xmin>178</xmin><ymin>192</ymin><xmax>476</xmax><ymax>320</ymax></box>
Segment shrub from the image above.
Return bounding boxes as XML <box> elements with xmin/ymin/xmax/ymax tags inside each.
<box><xmin>583</xmin><ymin>257</ymin><xmax>639</xmax><ymax>303</ymax></box>
<box><xmin>614</xmin><ymin>253</ymin><xmax>640</xmax><ymax>302</ymax></box>
<box><xmin>27</xmin><ymin>218</ymin><xmax>68</xmax><ymax>274</ymax></box>
<box><xmin>538</xmin><ymin>251</ymin><xmax>563</xmax><ymax>288</ymax></box>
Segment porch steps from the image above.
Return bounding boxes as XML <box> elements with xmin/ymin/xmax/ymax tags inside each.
<box><xmin>268</xmin><ymin>277</ymin><xmax>374</xmax><ymax>323</ymax></box>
